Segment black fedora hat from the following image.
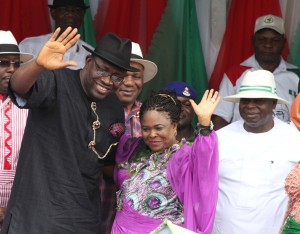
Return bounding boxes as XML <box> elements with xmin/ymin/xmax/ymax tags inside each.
<box><xmin>48</xmin><ymin>0</ymin><xmax>89</xmax><ymax>9</ymax></box>
<box><xmin>83</xmin><ymin>32</ymin><xmax>139</xmax><ymax>72</ymax></box>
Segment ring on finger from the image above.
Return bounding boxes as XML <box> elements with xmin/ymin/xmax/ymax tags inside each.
<box><xmin>210</xmin><ymin>98</ymin><xmax>216</xmax><ymax>103</ymax></box>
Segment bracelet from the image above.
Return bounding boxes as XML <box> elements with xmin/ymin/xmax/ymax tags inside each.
<box><xmin>196</xmin><ymin>121</ymin><xmax>214</xmax><ymax>136</ymax></box>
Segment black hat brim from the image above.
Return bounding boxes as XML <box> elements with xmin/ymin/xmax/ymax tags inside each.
<box><xmin>83</xmin><ymin>45</ymin><xmax>139</xmax><ymax>72</ymax></box>
<box><xmin>48</xmin><ymin>4</ymin><xmax>89</xmax><ymax>9</ymax></box>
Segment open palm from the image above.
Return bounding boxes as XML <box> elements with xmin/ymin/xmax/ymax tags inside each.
<box><xmin>190</xmin><ymin>89</ymin><xmax>220</xmax><ymax>126</ymax></box>
<box><xmin>36</xmin><ymin>27</ymin><xmax>80</xmax><ymax>70</ymax></box>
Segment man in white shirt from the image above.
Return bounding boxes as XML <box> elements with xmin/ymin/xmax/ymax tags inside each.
<box><xmin>0</xmin><ymin>30</ymin><xmax>33</xmax><ymax>229</ymax></box>
<box><xmin>212</xmin><ymin>14</ymin><xmax>300</xmax><ymax>130</ymax></box>
<box><xmin>213</xmin><ymin>70</ymin><xmax>300</xmax><ymax>234</ymax></box>
<box><xmin>19</xmin><ymin>0</ymin><xmax>93</xmax><ymax>69</ymax></box>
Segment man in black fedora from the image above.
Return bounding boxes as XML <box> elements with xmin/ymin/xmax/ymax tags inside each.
<box><xmin>0</xmin><ymin>27</ymin><xmax>138</xmax><ymax>234</ymax></box>
<box><xmin>19</xmin><ymin>0</ymin><xmax>93</xmax><ymax>69</ymax></box>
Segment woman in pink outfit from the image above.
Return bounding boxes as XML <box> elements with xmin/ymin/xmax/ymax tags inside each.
<box><xmin>281</xmin><ymin>163</ymin><xmax>300</xmax><ymax>233</ymax></box>
<box><xmin>291</xmin><ymin>93</ymin><xmax>300</xmax><ymax>131</ymax></box>
<box><xmin>111</xmin><ymin>89</ymin><xmax>220</xmax><ymax>234</ymax></box>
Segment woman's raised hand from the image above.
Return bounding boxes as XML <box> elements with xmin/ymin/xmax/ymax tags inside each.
<box><xmin>190</xmin><ymin>89</ymin><xmax>220</xmax><ymax>126</ymax></box>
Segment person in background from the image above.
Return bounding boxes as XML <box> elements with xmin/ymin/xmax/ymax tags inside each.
<box><xmin>162</xmin><ymin>81</ymin><xmax>197</xmax><ymax>142</ymax></box>
<box><xmin>0</xmin><ymin>31</ymin><xmax>33</xmax><ymax>229</ymax></box>
<box><xmin>111</xmin><ymin>88</ymin><xmax>220</xmax><ymax>233</ymax></box>
<box><xmin>291</xmin><ymin>80</ymin><xmax>300</xmax><ymax>131</ymax></box>
<box><xmin>280</xmin><ymin>161</ymin><xmax>300</xmax><ymax>233</ymax></box>
<box><xmin>281</xmin><ymin>88</ymin><xmax>300</xmax><ymax>233</ymax></box>
<box><xmin>116</xmin><ymin>42</ymin><xmax>158</xmax><ymax>138</ymax></box>
<box><xmin>0</xmin><ymin>27</ymin><xmax>138</xmax><ymax>234</ymax></box>
<box><xmin>290</xmin><ymin>91</ymin><xmax>300</xmax><ymax>131</ymax></box>
<box><xmin>212</xmin><ymin>70</ymin><xmax>300</xmax><ymax>234</ymax></box>
<box><xmin>19</xmin><ymin>0</ymin><xmax>93</xmax><ymax>69</ymax></box>
<box><xmin>100</xmin><ymin>42</ymin><xmax>158</xmax><ymax>234</ymax></box>
<box><xmin>212</xmin><ymin>14</ymin><xmax>300</xmax><ymax>130</ymax></box>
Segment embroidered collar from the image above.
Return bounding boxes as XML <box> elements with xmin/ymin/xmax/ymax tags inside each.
<box><xmin>118</xmin><ymin>140</ymin><xmax>186</xmax><ymax>176</ymax></box>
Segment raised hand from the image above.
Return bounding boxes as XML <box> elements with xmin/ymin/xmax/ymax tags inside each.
<box><xmin>190</xmin><ymin>89</ymin><xmax>220</xmax><ymax>126</ymax></box>
<box><xmin>36</xmin><ymin>27</ymin><xmax>80</xmax><ymax>70</ymax></box>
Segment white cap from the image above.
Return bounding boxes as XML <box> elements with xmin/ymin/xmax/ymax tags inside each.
<box><xmin>254</xmin><ymin>14</ymin><xmax>284</xmax><ymax>35</ymax></box>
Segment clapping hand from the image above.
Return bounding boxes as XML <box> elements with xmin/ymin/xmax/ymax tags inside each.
<box><xmin>190</xmin><ymin>89</ymin><xmax>220</xmax><ymax>126</ymax></box>
<box><xmin>36</xmin><ymin>27</ymin><xmax>80</xmax><ymax>70</ymax></box>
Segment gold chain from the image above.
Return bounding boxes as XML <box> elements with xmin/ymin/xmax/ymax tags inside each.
<box><xmin>88</xmin><ymin>102</ymin><xmax>119</xmax><ymax>160</ymax></box>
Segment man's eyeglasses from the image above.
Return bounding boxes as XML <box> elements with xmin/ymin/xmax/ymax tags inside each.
<box><xmin>0</xmin><ymin>60</ymin><xmax>22</xmax><ymax>69</ymax></box>
<box><xmin>94</xmin><ymin>60</ymin><xmax>125</xmax><ymax>83</ymax></box>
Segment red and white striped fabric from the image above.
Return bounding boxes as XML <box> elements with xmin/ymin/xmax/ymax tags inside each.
<box><xmin>0</xmin><ymin>96</ymin><xmax>28</xmax><ymax>207</ymax></box>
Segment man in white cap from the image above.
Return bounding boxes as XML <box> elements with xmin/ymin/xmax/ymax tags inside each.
<box><xmin>212</xmin><ymin>14</ymin><xmax>300</xmax><ymax>130</ymax></box>
<box><xmin>0</xmin><ymin>30</ymin><xmax>33</xmax><ymax>229</ymax></box>
<box><xmin>19</xmin><ymin>0</ymin><xmax>93</xmax><ymax>69</ymax></box>
<box><xmin>101</xmin><ymin>42</ymin><xmax>158</xmax><ymax>234</ymax></box>
<box><xmin>212</xmin><ymin>70</ymin><xmax>300</xmax><ymax>234</ymax></box>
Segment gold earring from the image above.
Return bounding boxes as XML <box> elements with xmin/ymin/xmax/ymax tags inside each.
<box><xmin>174</xmin><ymin>130</ymin><xmax>177</xmax><ymax>137</ymax></box>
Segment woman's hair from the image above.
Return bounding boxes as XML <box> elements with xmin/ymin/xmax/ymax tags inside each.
<box><xmin>139</xmin><ymin>89</ymin><xmax>182</xmax><ymax>123</ymax></box>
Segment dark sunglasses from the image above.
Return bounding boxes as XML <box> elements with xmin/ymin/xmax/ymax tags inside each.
<box><xmin>0</xmin><ymin>60</ymin><xmax>22</xmax><ymax>68</ymax></box>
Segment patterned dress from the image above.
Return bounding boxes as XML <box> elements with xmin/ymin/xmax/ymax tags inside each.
<box><xmin>111</xmin><ymin>131</ymin><xmax>219</xmax><ymax>234</ymax></box>
<box><xmin>117</xmin><ymin>142</ymin><xmax>184</xmax><ymax>224</ymax></box>
<box><xmin>282</xmin><ymin>163</ymin><xmax>300</xmax><ymax>233</ymax></box>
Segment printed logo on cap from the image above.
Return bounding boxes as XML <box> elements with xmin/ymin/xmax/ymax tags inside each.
<box><xmin>182</xmin><ymin>87</ymin><xmax>191</xmax><ymax>97</ymax></box>
<box><xmin>264</xmin><ymin>16</ymin><xmax>274</xmax><ymax>24</ymax></box>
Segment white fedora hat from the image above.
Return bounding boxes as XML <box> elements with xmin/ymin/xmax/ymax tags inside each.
<box><xmin>130</xmin><ymin>42</ymin><xmax>158</xmax><ymax>83</ymax></box>
<box><xmin>0</xmin><ymin>31</ymin><xmax>33</xmax><ymax>62</ymax></box>
<box><xmin>224</xmin><ymin>70</ymin><xmax>289</xmax><ymax>104</ymax></box>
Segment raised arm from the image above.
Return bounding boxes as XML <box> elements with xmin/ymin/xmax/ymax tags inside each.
<box><xmin>10</xmin><ymin>27</ymin><xmax>80</xmax><ymax>97</ymax></box>
<box><xmin>167</xmin><ymin>89</ymin><xmax>220</xmax><ymax>233</ymax></box>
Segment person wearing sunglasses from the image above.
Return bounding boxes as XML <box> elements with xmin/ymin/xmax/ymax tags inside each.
<box><xmin>0</xmin><ymin>30</ymin><xmax>33</xmax><ymax>230</ymax></box>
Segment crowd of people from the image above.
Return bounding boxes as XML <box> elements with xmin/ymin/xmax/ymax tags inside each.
<box><xmin>1</xmin><ymin>0</ymin><xmax>300</xmax><ymax>233</ymax></box>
